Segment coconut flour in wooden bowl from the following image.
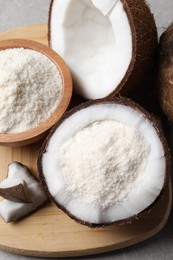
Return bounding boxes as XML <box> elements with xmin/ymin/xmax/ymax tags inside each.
<box><xmin>0</xmin><ymin>39</ymin><xmax>72</xmax><ymax>146</ymax></box>
<box><xmin>0</xmin><ymin>48</ymin><xmax>62</xmax><ymax>133</ymax></box>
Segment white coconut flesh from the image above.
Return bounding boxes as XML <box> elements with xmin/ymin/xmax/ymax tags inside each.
<box><xmin>41</xmin><ymin>103</ymin><xmax>166</xmax><ymax>224</ymax></box>
<box><xmin>0</xmin><ymin>162</ymin><xmax>47</xmax><ymax>223</ymax></box>
<box><xmin>50</xmin><ymin>0</ymin><xmax>132</xmax><ymax>99</ymax></box>
<box><xmin>0</xmin><ymin>178</ymin><xmax>26</xmax><ymax>189</ymax></box>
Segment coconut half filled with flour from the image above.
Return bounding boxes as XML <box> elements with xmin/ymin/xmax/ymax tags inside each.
<box><xmin>38</xmin><ymin>99</ymin><xmax>169</xmax><ymax>227</ymax></box>
<box><xmin>49</xmin><ymin>0</ymin><xmax>157</xmax><ymax>99</ymax></box>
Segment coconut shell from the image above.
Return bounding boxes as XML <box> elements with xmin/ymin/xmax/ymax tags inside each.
<box><xmin>157</xmin><ymin>24</ymin><xmax>173</xmax><ymax>122</ymax></box>
<box><xmin>116</xmin><ymin>0</ymin><xmax>158</xmax><ymax>96</ymax></box>
<box><xmin>38</xmin><ymin>98</ymin><xmax>170</xmax><ymax>228</ymax></box>
<box><xmin>0</xmin><ymin>182</ymin><xmax>31</xmax><ymax>203</ymax></box>
<box><xmin>48</xmin><ymin>0</ymin><xmax>157</xmax><ymax>99</ymax></box>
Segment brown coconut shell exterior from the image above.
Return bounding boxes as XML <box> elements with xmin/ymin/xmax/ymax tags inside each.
<box><xmin>0</xmin><ymin>183</ymin><xmax>31</xmax><ymax>203</ymax></box>
<box><xmin>48</xmin><ymin>0</ymin><xmax>157</xmax><ymax>99</ymax></box>
<box><xmin>117</xmin><ymin>0</ymin><xmax>158</xmax><ymax>96</ymax></box>
<box><xmin>38</xmin><ymin>98</ymin><xmax>170</xmax><ymax>228</ymax></box>
<box><xmin>157</xmin><ymin>24</ymin><xmax>173</xmax><ymax>122</ymax></box>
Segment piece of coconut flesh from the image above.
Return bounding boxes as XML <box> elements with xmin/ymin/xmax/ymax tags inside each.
<box><xmin>50</xmin><ymin>0</ymin><xmax>132</xmax><ymax>99</ymax></box>
<box><xmin>41</xmin><ymin>102</ymin><xmax>166</xmax><ymax>225</ymax></box>
<box><xmin>0</xmin><ymin>162</ymin><xmax>47</xmax><ymax>223</ymax></box>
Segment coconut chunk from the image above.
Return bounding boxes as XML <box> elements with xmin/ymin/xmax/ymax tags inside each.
<box><xmin>49</xmin><ymin>0</ymin><xmax>157</xmax><ymax>99</ymax></box>
<box><xmin>0</xmin><ymin>162</ymin><xmax>48</xmax><ymax>223</ymax></box>
<box><xmin>38</xmin><ymin>99</ymin><xmax>168</xmax><ymax>227</ymax></box>
<box><xmin>0</xmin><ymin>178</ymin><xmax>30</xmax><ymax>203</ymax></box>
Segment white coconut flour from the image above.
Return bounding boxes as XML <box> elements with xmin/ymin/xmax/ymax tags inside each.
<box><xmin>59</xmin><ymin>120</ymin><xmax>150</xmax><ymax>209</ymax></box>
<box><xmin>0</xmin><ymin>48</ymin><xmax>62</xmax><ymax>133</ymax></box>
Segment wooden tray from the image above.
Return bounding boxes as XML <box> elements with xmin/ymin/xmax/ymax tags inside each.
<box><xmin>0</xmin><ymin>24</ymin><xmax>171</xmax><ymax>258</ymax></box>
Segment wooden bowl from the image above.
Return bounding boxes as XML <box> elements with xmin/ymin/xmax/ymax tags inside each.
<box><xmin>0</xmin><ymin>39</ymin><xmax>73</xmax><ymax>146</ymax></box>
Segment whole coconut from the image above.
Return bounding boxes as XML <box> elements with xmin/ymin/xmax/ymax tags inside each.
<box><xmin>158</xmin><ymin>24</ymin><xmax>173</xmax><ymax>122</ymax></box>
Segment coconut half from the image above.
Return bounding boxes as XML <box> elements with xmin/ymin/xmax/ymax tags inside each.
<box><xmin>49</xmin><ymin>0</ymin><xmax>157</xmax><ymax>100</ymax></box>
<box><xmin>38</xmin><ymin>99</ymin><xmax>169</xmax><ymax>227</ymax></box>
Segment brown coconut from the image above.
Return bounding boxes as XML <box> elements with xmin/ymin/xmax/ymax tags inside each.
<box><xmin>157</xmin><ymin>24</ymin><xmax>173</xmax><ymax>122</ymax></box>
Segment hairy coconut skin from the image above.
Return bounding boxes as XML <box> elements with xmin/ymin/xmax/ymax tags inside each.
<box><xmin>48</xmin><ymin>0</ymin><xmax>157</xmax><ymax>99</ymax></box>
<box><xmin>157</xmin><ymin>24</ymin><xmax>173</xmax><ymax>122</ymax></box>
<box><xmin>38</xmin><ymin>98</ymin><xmax>169</xmax><ymax>228</ymax></box>
<box><xmin>118</xmin><ymin>0</ymin><xmax>158</xmax><ymax>96</ymax></box>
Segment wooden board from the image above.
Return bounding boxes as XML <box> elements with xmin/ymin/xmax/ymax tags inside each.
<box><xmin>0</xmin><ymin>24</ymin><xmax>171</xmax><ymax>258</ymax></box>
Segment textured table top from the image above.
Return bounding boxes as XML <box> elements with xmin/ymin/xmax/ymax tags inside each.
<box><xmin>0</xmin><ymin>0</ymin><xmax>173</xmax><ymax>259</ymax></box>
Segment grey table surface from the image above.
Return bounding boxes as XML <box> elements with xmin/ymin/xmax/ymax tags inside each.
<box><xmin>0</xmin><ymin>0</ymin><xmax>173</xmax><ymax>259</ymax></box>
